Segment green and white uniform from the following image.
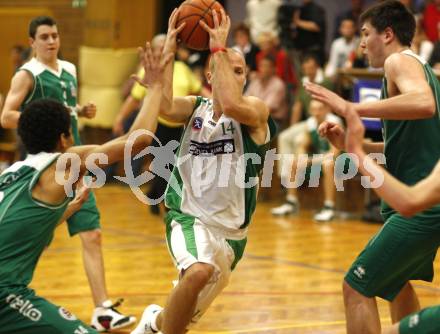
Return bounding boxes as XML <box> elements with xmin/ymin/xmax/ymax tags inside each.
<box><xmin>0</xmin><ymin>153</ymin><xmax>97</xmax><ymax>334</ymax></box>
<box><xmin>20</xmin><ymin>58</ymin><xmax>100</xmax><ymax>236</ymax></box>
<box><xmin>345</xmin><ymin>50</ymin><xmax>440</xmax><ymax>301</ymax></box>
<box><xmin>164</xmin><ymin>97</ymin><xmax>276</xmax><ymax>324</ymax></box>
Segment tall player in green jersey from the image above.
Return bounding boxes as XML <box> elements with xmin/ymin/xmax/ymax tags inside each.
<box><xmin>342</xmin><ymin>105</ymin><xmax>440</xmax><ymax>334</ymax></box>
<box><xmin>131</xmin><ymin>9</ymin><xmax>276</xmax><ymax>334</ymax></box>
<box><xmin>0</xmin><ymin>16</ymin><xmax>135</xmax><ymax>331</ymax></box>
<box><xmin>0</xmin><ymin>44</ymin><xmax>170</xmax><ymax>334</ymax></box>
<box><xmin>305</xmin><ymin>1</ymin><xmax>440</xmax><ymax>333</ymax></box>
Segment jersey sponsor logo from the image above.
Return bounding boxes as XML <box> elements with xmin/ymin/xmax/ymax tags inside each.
<box><xmin>58</xmin><ymin>307</ymin><xmax>77</xmax><ymax>321</ymax></box>
<box><xmin>5</xmin><ymin>294</ymin><xmax>42</xmax><ymax>322</ymax></box>
<box><xmin>353</xmin><ymin>265</ymin><xmax>366</xmax><ymax>279</ymax></box>
<box><xmin>408</xmin><ymin>314</ymin><xmax>420</xmax><ymax>328</ymax></box>
<box><xmin>74</xmin><ymin>325</ymin><xmax>90</xmax><ymax>334</ymax></box>
<box><xmin>189</xmin><ymin>139</ymin><xmax>235</xmax><ymax>156</ymax></box>
<box><xmin>0</xmin><ymin>172</ymin><xmax>21</xmax><ymax>189</ymax></box>
<box><xmin>192</xmin><ymin>117</ymin><xmax>203</xmax><ymax>130</ymax></box>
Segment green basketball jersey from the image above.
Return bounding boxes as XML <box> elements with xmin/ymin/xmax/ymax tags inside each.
<box><xmin>165</xmin><ymin>97</ymin><xmax>277</xmax><ymax>239</ymax></box>
<box><xmin>20</xmin><ymin>58</ymin><xmax>81</xmax><ymax>145</ymax></box>
<box><xmin>381</xmin><ymin>50</ymin><xmax>440</xmax><ymax>218</ymax></box>
<box><xmin>0</xmin><ymin>153</ymin><xmax>70</xmax><ymax>288</ymax></box>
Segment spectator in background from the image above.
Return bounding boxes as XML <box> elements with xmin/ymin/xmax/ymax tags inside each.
<box><xmin>334</xmin><ymin>0</ymin><xmax>364</xmax><ymax>39</ymax></box>
<box><xmin>271</xmin><ymin>100</ymin><xmax>341</xmax><ymax>221</ymax></box>
<box><xmin>112</xmin><ymin>34</ymin><xmax>203</xmax><ymax>215</ymax></box>
<box><xmin>291</xmin><ymin>54</ymin><xmax>333</xmax><ymax>124</ymax></box>
<box><xmin>429</xmin><ymin>21</ymin><xmax>440</xmax><ymax>70</ymax></box>
<box><xmin>232</xmin><ymin>23</ymin><xmax>260</xmax><ymax>75</ymax></box>
<box><xmin>423</xmin><ymin>0</ymin><xmax>440</xmax><ymax>42</ymax></box>
<box><xmin>245</xmin><ymin>55</ymin><xmax>288</xmax><ymax>128</ymax></box>
<box><xmin>412</xmin><ymin>16</ymin><xmax>434</xmax><ymax>61</ymax></box>
<box><xmin>292</xmin><ymin>0</ymin><xmax>327</xmax><ymax>66</ymax></box>
<box><xmin>273</xmin><ymin>55</ymin><xmax>334</xmax><ymax>215</ymax></box>
<box><xmin>256</xmin><ymin>31</ymin><xmax>297</xmax><ymax>96</ymax></box>
<box><xmin>325</xmin><ymin>18</ymin><xmax>359</xmax><ymax>81</ymax></box>
<box><xmin>246</xmin><ymin>0</ymin><xmax>281</xmax><ymax>43</ymax></box>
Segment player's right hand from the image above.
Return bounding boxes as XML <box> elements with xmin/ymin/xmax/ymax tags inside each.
<box><xmin>164</xmin><ymin>8</ymin><xmax>186</xmax><ymax>54</ymax></box>
<box><xmin>318</xmin><ymin>121</ymin><xmax>345</xmax><ymax>151</ymax></box>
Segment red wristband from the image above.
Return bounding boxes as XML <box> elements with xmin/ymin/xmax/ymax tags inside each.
<box><xmin>210</xmin><ymin>47</ymin><xmax>227</xmax><ymax>54</ymax></box>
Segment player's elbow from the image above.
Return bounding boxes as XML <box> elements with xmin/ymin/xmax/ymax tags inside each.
<box><xmin>395</xmin><ymin>197</ymin><xmax>419</xmax><ymax>218</ymax></box>
<box><xmin>1</xmin><ymin>113</ymin><xmax>16</xmax><ymax>129</ymax></box>
<box><xmin>419</xmin><ymin>94</ymin><xmax>436</xmax><ymax>118</ymax></box>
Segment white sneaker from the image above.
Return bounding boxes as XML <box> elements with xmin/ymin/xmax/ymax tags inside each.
<box><xmin>131</xmin><ymin>304</ymin><xmax>163</xmax><ymax>334</ymax></box>
<box><xmin>271</xmin><ymin>202</ymin><xmax>299</xmax><ymax>216</ymax></box>
<box><xmin>314</xmin><ymin>207</ymin><xmax>335</xmax><ymax>222</ymax></box>
<box><xmin>91</xmin><ymin>299</ymin><xmax>136</xmax><ymax>332</ymax></box>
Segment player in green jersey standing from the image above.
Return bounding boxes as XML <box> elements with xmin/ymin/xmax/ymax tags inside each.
<box><xmin>0</xmin><ymin>42</ymin><xmax>170</xmax><ymax>334</ymax></box>
<box><xmin>305</xmin><ymin>1</ymin><xmax>440</xmax><ymax>333</ymax></box>
<box><xmin>0</xmin><ymin>16</ymin><xmax>134</xmax><ymax>331</ymax></box>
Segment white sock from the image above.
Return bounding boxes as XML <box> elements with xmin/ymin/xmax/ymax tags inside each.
<box><xmin>324</xmin><ymin>200</ymin><xmax>335</xmax><ymax>208</ymax></box>
<box><xmin>150</xmin><ymin>310</ymin><xmax>160</xmax><ymax>332</ymax></box>
<box><xmin>286</xmin><ymin>194</ymin><xmax>298</xmax><ymax>204</ymax></box>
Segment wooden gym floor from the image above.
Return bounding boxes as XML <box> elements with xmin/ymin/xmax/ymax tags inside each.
<box><xmin>32</xmin><ymin>185</ymin><xmax>440</xmax><ymax>333</ymax></box>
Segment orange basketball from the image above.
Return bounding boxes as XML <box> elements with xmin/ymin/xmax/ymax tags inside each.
<box><xmin>176</xmin><ymin>0</ymin><xmax>225</xmax><ymax>51</ymax></box>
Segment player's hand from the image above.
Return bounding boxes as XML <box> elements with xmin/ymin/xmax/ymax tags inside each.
<box><xmin>304</xmin><ymin>82</ymin><xmax>351</xmax><ymax>117</ymax></box>
<box><xmin>199</xmin><ymin>8</ymin><xmax>230</xmax><ymax>50</ymax></box>
<box><xmin>344</xmin><ymin>104</ymin><xmax>366</xmax><ymax>154</ymax></box>
<box><xmin>164</xmin><ymin>8</ymin><xmax>186</xmax><ymax>54</ymax></box>
<box><xmin>80</xmin><ymin>102</ymin><xmax>97</xmax><ymax>119</ymax></box>
<box><xmin>68</xmin><ymin>183</ymin><xmax>90</xmax><ymax>214</ymax></box>
<box><xmin>318</xmin><ymin>121</ymin><xmax>346</xmax><ymax>151</ymax></box>
<box><xmin>132</xmin><ymin>42</ymin><xmax>175</xmax><ymax>88</ymax></box>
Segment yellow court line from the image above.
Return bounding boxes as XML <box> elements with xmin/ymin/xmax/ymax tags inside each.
<box><xmin>190</xmin><ymin>318</ymin><xmax>391</xmax><ymax>334</ymax></box>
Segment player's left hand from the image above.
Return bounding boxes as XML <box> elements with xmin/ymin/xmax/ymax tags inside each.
<box><xmin>304</xmin><ymin>82</ymin><xmax>350</xmax><ymax>117</ymax></box>
<box><xmin>199</xmin><ymin>8</ymin><xmax>231</xmax><ymax>50</ymax></box>
<box><xmin>344</xmin><ymin>103</ymin><xmax>365</xmax><ymax>154</ymax></box>
<box><xmin>80</xmin><ymin>102</ymin><xmax>97</xmax><ymax>119</ymax></box>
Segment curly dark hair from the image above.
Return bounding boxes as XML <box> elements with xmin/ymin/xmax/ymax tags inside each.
<box><xmin>360</xmin><ymin>0</ymin><xmax>415</xmax><ymax>47</ymax></box>
<box><xmin>18</xmin><ymin>99</ymin><xmax>71</xmax><ymax>154</ymax></box>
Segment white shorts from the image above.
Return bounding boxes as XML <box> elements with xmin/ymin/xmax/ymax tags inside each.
<box><xmin>165</xmin><ymin>211</ymin><xmax>247</xmax><ymax>325</ymax></box>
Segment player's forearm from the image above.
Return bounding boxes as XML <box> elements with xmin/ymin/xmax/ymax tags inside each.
<box><xmin>362</xmin><ymin>142</ymin><xmax>384</xmax><ymax>154</ymax></box>
<box><xmin>354</xmin><ymin>91</ymin><xmax>435</xmax><ymax>120</ymax></box>
<box><xmin>356</xmin><ymin>150</ymin><xmax>416</xmax><ymax>216</ymax></box>
<box><xmin>212</xmin><ymin>51</ymin><xmax>247</xmax><ymax>114</ymax></box>
<box><xmin>130</xmin><ymin>83</ymin><xmax>163</xmax><ymax>135</ymax></box>
<box><xmin>0</xmin><ymin>110</ymin><xmax>20</xmax><ymax>129</ymax></box>
<box><xmin>159</xmin><ymin>56</ymin><xmax>174</xmax><ymax>117</ymax></box>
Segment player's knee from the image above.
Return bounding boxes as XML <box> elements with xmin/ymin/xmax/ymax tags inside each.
<box><xmin>184</xmin><ymin>264</ymin><xmax>215</xmax><ymax>290</ymax></box>
<box><xmin>342</xmin><ymin>280</ymin><xmax>358</xmax><ymax>301</ymax></box>
<box><xmin>80</xmin><ymin>229</ymin><xmax>102</xmax><ymax>247</ymax></box>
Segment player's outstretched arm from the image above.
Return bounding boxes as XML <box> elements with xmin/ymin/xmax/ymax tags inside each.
<box><xmin>345</xmin><ymin>105</ymin><xmax>440</xmax><ymax>217</ymax></box>
<box><xmin>200</xmin><ymin>9</ymin><xmax>269</xmax><ymax>134</ymax></box>
<box><xmin>1</xmin><ymin>71</ymin><xmax>33</xmax><ymax>129</ymax></box>
<box><xmin>69</xmin><ymin>42</ymin><xmax>173</xmax><ymax>169</ymax></box>
<box><xmin>305</xmin><ymin>54</ymin><xmax>435</xmax><ymax>120</ymax></box>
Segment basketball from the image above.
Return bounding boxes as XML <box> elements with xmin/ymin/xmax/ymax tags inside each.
<box><xmin>176</xmin><ymin>0</ymin><xmax>225</xmax><ymax>51</ymax></box>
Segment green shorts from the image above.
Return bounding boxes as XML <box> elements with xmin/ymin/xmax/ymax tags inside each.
<box><xmin>345</xmin><ymin>212</ymin><xmax>440</xmax><ymax>301</ymax></box>
<box><xmin>0</xmin><ymin>286</ymin><xmax>97</xmax><ymax>334</ymax></box>
<box><xmin>399</xmin><ymin>305</ymin><xmax>440</xmax><ymax>334</ymax></box>
<box><xmin>67</xmin><ymin>191</ymin><xmax>100</xmax><ymax>236</ymax></box>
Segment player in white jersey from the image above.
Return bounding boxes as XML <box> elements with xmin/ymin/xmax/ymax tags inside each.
<box><xmin>131</xmin><ymin>9</ymin><xmax>276</xmax><ymax>334</ymax></box>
